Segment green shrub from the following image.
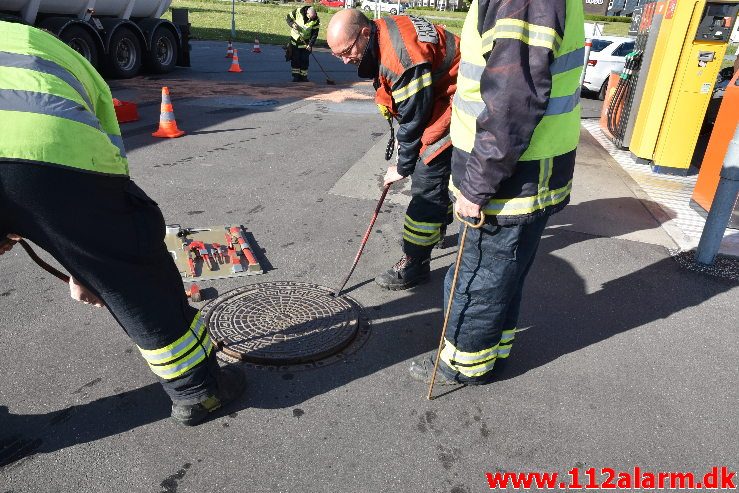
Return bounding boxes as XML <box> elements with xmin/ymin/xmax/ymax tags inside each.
<box><xmin>585</xmin><ymin>14</ymin><xmax>631</xmax><ymax>23</ymax></box>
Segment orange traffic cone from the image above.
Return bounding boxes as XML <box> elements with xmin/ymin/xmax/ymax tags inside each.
<box><xmin>152</xmin><ymin>87</ymin><xmax>185</xmax><ymax>138</ymax></box>
<box><xmin>225</xmin><ymin>40</ymin><xmax>234</xmax><ymax>58</ymax></box>
<box><xmin>252</xmin><ymin>38</ymin><xmax>261</xmax><ymax>53</ymax></box>
<box><xmin>228</xmin><ymin>48</ymin><xmax>243</xmax><ymax>73</ymax></box>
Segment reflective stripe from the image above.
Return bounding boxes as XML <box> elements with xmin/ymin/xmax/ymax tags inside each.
<box><xmin>543</xmin><ymin>87</ymin><xmax>581</xmax><ymax>116</ymax></box>
<box><xmin>500</xmin><ymin>329</ymin><xmax>516</xmax><ymax>343</ymax></box>
<box><xmin>404</xmin><ymin>215</ymin><xmax>441</xmax><ymax>233</ymax></box>
<box><xmin>419</xmin><ymin>133</ymin><xmax>451</xmax><ymax>163</ymax></box>
<box><xmin>482</xmin><ymin>181</ymin><xmax>572</xmax><ymax>215</ymax></box>
<box><xmin>452</xmin><ymin>91</ymin><xmax>484</xmax><ymax>118</ymax></box>
<box><xmin>383</xmin><ymin>17</ymin><xmax>413</xmax><ymax>70</ymax></box>
<box><xmin>151</xmin><ymin>337</ymin><xmax>213</xmax><ymax>380</ymax></box>
<box><xmin>1</xmin><ymin>88</ymin><xmax>125</xmax><ymax>155</ymax></box>
<box><xmin>0</xmin><ymin>88</ymin><xmax>102</xmax><ymax>131</ymax></box>
<box><xmin>458</xmin><ymin>60</ymin><xmax>483</xmax><ymax>82</ymax></box>
<box><xmin>441</xmin><ymin>334</ymin><xmax>515</xmax><ymax>377</ymax></box>
<box><xmin>403</xmin><ymin>230</ymin><xmax>440</xmax><ymax>246</ymax></box>
<box><xmin>442</xmin><ymin>339</ymin><xmax>498</xmax><ymax>364</ymax></box>
<box><xmin>538</xmin><ymin>157</ymin><xmax>553</xmax><ymax>192</ymax></box>
<box><xmin>108</xmin><ymin>133</ymin><xmax>127</xmax><ymax>159</ymax></box>
<box><xmin>0</xmin><ymin>51</ymin><xmax>93</xmax><ymax>111</ymax></box>
<box><xmin>140</xmin><ymin>314</ymin><xmax>206</xmax><ymax>362</ymax></box>
<box><xmin>550</xmin><ymin>47</ymin><xmax>585</xmax><ymax>75</ymax></box>
<box><xmin>481</xmin><ymin>19</ymin><xmax>561</xmax><ymax>53</ymax></box>
<box><xmin>141</xmin><ymin>314</ymin><xmax>214</xmax><ymax>380</ymax></box>
<box><xmin>433</xmin><ymin>29</ymin><xmax>457</xmax><ymax>80</ymax></box>
<box><xmin>393</xmin><ymin>71</ymin><xmax>432</xmax><ymax>103</ymax></box>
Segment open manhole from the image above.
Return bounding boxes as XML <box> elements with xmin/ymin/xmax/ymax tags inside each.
<box><xmin>202</xmin><ymin>281</ymin><xmax>369</xmax><ymax>369</ymax></box>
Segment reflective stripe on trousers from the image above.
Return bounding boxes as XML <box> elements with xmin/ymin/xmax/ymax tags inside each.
<box><xmin>138</xmin><ymin>312</ymin><xmax>214</xmax><ymax>380</ymax></box>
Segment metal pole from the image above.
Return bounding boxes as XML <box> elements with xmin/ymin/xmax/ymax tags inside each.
<box><xmin>695</xmin><ymin>123</ymin><xmax>739</xmax><ymax>265</ymax></box>
<box><xmin>580</xmin><ymin>38</ymin><xmax>593</xmax><ymax>88</ymax></box>
<box><xmin>231</xmin><ymin>0</ymin><xmax>236</xmax><ymax>40</ymax></box>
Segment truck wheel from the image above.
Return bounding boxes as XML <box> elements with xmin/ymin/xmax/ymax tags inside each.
<box><xmin>363</xmin><ymin>5</ymin><xmax>371</xmax><ymax>10</ymax></box>
<box><xmin>145</xmin><ymin>26</ymin><xmax>178</xmax><ymax>74</ymax></box>
<box><xmin>60</xmin><ymin>26</ymin><xmax>99</xmax><ymax>69</ymax></box>
<box><xmin>390</xmin><ymin>8</ymin><xmax>397</xmax><ymax>13</ymax></box>
<box><xmin>105</xmin><ymin>28</ymin><xmax>142</xmax><ymax>79</ymax></box>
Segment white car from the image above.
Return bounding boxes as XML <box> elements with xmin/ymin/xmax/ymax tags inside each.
<box><xmin>361</xmin><ymin>0</ymin><xmax>407</xmax><ymax>14</ymax></box>
<box><xmin>582</xmin><ymin>36</ymin><xmax>635</xmax><ymax>100</ymax></box>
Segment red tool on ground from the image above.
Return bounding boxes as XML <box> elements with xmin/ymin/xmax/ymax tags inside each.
<box><xmin>226</xmin><ymin>226</ymin><xmax>260</xmax><ymax>272</ymax></box>
<box><xmin>332</xmin><ymin>184</ymin><xmax>391</xmax><ymax>297</ymax></box>
<box><xmin>186</xmin><ymin>283</ymin><xmax>202</xmax><ymax>302</ymax></box>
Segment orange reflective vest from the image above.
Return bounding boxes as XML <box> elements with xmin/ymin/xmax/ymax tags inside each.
<box><xmin>374</xmin><ymin>16</ymin><xmax>460</xmax><ymax>164</ymax></box>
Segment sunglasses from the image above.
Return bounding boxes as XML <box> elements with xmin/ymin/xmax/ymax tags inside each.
<box><xmin>332</xmin><ymin>32</ymin><xmax>362</xmax><ymax>58</ymax></box>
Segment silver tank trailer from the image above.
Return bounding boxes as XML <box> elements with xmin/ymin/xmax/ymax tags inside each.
<box><xmin>6</xmin><ymin>0</ymin><xmax>173</xmax><ymax>23</ymax></box>
<box><xmin>2</xmin><ymin>0</ymin><xmax>184</xmax><ymax>78</ymax></box>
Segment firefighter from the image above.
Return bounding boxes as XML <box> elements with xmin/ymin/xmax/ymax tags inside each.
<box><xmin>326</xmin><ymin>9</ymin><xmax>459</xmax><ymax>290</ymax></box>
<box><xmin>409</xmin><ymin>0</ymin><xmax>585</xmax><ymax>384</ymax></box>
<box><xmin>0</xmin><ymin>20</ymin><xmax>245</xmax><ymax>425</ymax></box>
<box><xmin>286</xmin><ymin>6</ymin><xmax>320</xmax><ymax>82</ymax></box>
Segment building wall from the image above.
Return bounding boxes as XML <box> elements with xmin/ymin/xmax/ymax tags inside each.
<box><xmin>584</xmin><ymin>0</ymin><xmax>610</xmax><ymax>16</ymax></box>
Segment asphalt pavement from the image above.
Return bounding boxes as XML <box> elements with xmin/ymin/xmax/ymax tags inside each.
<box><xmin>1</xmin><ymin>41</ymin><xmax>737</xmax><ymax>493</ymax></box>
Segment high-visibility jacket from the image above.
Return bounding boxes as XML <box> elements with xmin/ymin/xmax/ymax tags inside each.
<box><xmin>374</xmin><ymin>16</ymin><xmax>459</xmax><ymax>167</ymax></box>
<box><xmin>449</xmin><ymin>0</ymin><xmax>584</xmax><ymax>224</ymax></box>
<box><xmin>287</xmin><ymin>6</ymin><xmax>320</xmax><ymax>48</ymax></box>
<box><xmin>0</xmin><ymin>21</ymin><xmax>128</xmax><ymax>176</ymax></box>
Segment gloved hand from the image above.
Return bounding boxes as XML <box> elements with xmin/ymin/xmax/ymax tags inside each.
<box><xmin>306</xmin><ymin>45</ymin><xmax>313</xmax><ymax>52</ymax></box>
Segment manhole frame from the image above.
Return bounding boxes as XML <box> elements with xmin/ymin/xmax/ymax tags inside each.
<box><xmin>202</xmin><ymin>281</ymin><xmax>371</xmax><ymax>372</ymax></box>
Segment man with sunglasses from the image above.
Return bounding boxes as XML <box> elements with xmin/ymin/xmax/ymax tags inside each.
<box><xmin>327</xmin><ymin>10</ymin><xmax>460</xmax><ymax>290</ymax></box>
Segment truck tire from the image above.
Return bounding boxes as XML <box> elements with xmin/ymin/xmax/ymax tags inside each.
<box><xmin>145</xmin><ymin>26</ymin><xmax>178</xmax><ymax>74</ymax></box>
<box><xmin>60</xmin><ymin>25</ymin><xmax>99</xmax><ymax>69</ymax></box>
<box><xmin>390</xmin><ymin>8</ymin><xmax>397</xmax><ymax>14</ymax></box>
<box><xmin>363</xmin><ymin>5</ymin><xmax>371</xmax><ymax>11</ymax></box>
<box><xmin>105</xmin><ymin>28</ymin><xmax>142</xmax><ymax>79</ymax></box>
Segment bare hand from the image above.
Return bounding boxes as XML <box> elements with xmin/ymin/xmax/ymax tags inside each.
<box><xmin>383</xmin><ymin>166</ymin><xmax>405</xmax><ymax>187</ymax></box>
<box><xmin>69</xmin><ymin>277</ymin><xmax>104</xmax><ymax>308</ymax></box>
<box><xmin>455</xmin><ymin>193</ymin><xmax>481</xmax><ymax>219</ymax></box>
<box><xmin>0</xmin><ymin>234</ymin><xmax>21</xmax><ymax>256</ymax></box>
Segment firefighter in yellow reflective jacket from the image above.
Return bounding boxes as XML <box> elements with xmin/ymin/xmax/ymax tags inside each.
<box><xmin>286</xmin><ymin>6</ymin><xmax>320</xmax><ymax>82</ymax></box>
<box><xmin>0</xmin><ymin>20</ymin><xmax>245</xmax><ymax>425</ymax></box>
<box><xmin>409</xmin><ymin>0</ymin><xmax>585</xmax><ymax>384</ymax></box>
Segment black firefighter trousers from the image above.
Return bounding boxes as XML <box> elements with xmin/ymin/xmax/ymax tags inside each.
<box><xmin>402</xmin><ymin>147</ymin><xmax>453</xmax><ymax>259</ymax></box>
<box><xmin>0</xmin><ymin>161</ymin><xmax>219</xmax><ymax>405</ymax></box>
<box><xmin>290</xmin><ymin>44</ymin><xmax>310</xmax><ymax>79</ymax></box>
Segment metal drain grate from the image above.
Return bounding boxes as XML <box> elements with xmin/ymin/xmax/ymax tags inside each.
<box><xmin>203</xmin><ymin>281</ymin><xmax>366</xmax><ymax>366</ymax></box>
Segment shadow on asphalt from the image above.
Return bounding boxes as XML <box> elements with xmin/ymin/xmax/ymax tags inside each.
<box><xmin>237</xmin><ymin>197</ymin><xmax>737</xmax><ymax>409</ymax></box>
<box><xmin>2</xmin><ymin>198</ymin><xmax>736</xmax><ymax>467</ymax></box>
<box><xmin>0</xmin><ymin>384</ymin><xmax>170</xmax><ymax>469</ymax></box>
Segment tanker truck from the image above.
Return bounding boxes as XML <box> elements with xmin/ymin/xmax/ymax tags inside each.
<box><xmin>0</xmin><ymin>0</ymin><xmax>190</xmax><ymax>78</ymax></box>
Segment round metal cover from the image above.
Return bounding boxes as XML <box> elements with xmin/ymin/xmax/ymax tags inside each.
<box><xmin>203</xmin><ymin>281</ymin><xmax>363</xmax><ymax>365</ymax></box>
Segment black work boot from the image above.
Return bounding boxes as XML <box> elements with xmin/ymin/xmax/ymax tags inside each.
<box><xmin>170</xmin><ymin>365</ymin><xmax>246</xmax><ymax>426</ymax></box>
<box><xmin>408</xmin><ymin>356</ymin><xmax>459</xmax><ymax>385</ymax></box>
<box><xmin>292</xmin><ymin>75</ymin><xmax>301</xmax><ymax>82</ymax></box>
<box><xmin>375</xmin><ymin>255</ymin><xmax>430</xmax><ymax>290</ymax></box>
<box><xmin>435</xmin><ymin>225</ymin><xmax>448</xmax><ymax>249</ymax></box>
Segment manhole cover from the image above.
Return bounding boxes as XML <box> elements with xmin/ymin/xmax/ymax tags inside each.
<box><xmin>203</xmin><ymin>281</ymin><xmax>367</xmax><ymax>367</ymax></box>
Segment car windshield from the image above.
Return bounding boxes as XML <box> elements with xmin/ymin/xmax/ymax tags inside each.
<box><xmin>590</xmin><ymin>39</ymin><xmax>613</xmax><ymax>52</ymax></box>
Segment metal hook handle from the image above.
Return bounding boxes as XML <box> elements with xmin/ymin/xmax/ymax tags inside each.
<box><xmin>454</xmin><ymin>210</ymin><xmax>486</xmax><ymax>229</ymax></box>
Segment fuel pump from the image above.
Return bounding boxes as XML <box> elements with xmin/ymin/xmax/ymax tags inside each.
<box><xmin>629</xmin><ymin>0</ymin><xmax>739</xmax><ymax>175</ymax></box>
